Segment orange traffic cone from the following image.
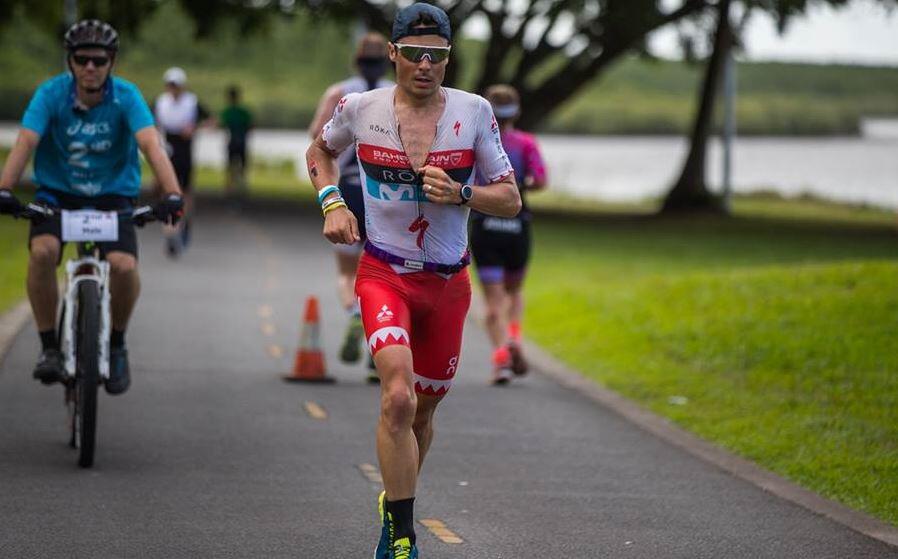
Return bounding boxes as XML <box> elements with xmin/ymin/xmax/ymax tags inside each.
<box><xmin>283</xmin><ymin>296</ymin><xmax>335</xmax><ymax>383</ymax></box>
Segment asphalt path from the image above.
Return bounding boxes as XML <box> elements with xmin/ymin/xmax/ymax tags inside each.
<box><xmin>1</xmin><ymin>204</ymin><xmax>895</xmax><ymax>558</ymax></box>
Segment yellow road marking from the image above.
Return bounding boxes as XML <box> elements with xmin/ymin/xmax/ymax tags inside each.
<box><xmin>267</xmin><ymin>344</ymin><xmax>284</xmax><ymax>358</ymax></box>
<box><xmin>358</xmin><ymin>463</ymin><xmax>383</xmax><ymax>484</ymax></box>
<box><xmin>261</xmin><ymin>323</ymin><xmax>277</xmax><ymax>336</ymax></box>
<box><xmin>257</xmin><ymin>305</ymin><xmax>274</xmax><ymax>318</ymax></box>
<box><xmin>303</xmin><ymin>401</ymin><xmax>328</xmax><ymax>420</ymax></box>
<box><xmin>419</xmin><ymin>519</ymin><xmax>463</xmax><ymax>544</ymax></box>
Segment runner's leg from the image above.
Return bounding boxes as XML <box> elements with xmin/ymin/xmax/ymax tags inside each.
<box><xmin>375</xmin><ymin>344</ymin><xmax>419</xmax><ymax>500</ymax></box>
<box><xmin>412</xmin><ymin>393</ymin><xmax>443</xmax><ymax>470</ymax></box>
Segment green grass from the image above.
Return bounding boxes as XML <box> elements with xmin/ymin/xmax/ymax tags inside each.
<box><xmin>0</xmin><ymin>220</ymin><xmax>30</xmax><ymax>314</ymax></box>
<box><xmin>523</xmin><ymin>205</ymin><xmax>898</xmax><ymax>525</ymax></box>
<box><xmin>1</xmin><ymin>2</ymin><xmax>896</xmax><ymax>134</ymax></box>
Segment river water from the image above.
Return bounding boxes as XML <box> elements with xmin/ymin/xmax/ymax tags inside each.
<box><xmin>2</xmin><ymin>118</ymin><xmax>896</xmax><ymax>209</ymax></box>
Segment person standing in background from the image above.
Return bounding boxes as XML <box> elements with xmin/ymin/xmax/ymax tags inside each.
<box><xmin>154</xmin><ymin>67</ymin><xmax>212</xmax><ymax>257</ymax></box>
<box><xmin>308</xmin><ymin>32</ymin><xmax>392</xmax><ymax>381</ymax></box>
<box><xmin>470</xmin><ymin>84</ymin><xmax>548</xmax><ymax>385</ymax></box>
<box><xmin>219</xmin><ymin>85</ymin><xmax>252</xmax><ymax>200</ymax></box>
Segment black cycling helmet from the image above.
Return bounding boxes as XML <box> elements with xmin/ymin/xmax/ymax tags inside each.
<box><xmin>64</xmin><ymin>19</ymin><xmax>119</xmax><ymax>53</ymax></box>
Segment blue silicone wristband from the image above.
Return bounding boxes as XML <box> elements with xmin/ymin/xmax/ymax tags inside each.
<box><xmin>317</xmin><ymin>185</ymin><xmax>340</xmax><ymax>206</ymax></box>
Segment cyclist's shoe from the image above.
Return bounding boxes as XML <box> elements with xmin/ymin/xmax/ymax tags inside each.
<box><xmin>391</xmin><ymin>537</ymin><xmax>418</xmax><ymax>559</ymax></box>
<box><xmin>106</xmin><ymin>346</ymin><xmax>131</xmax><ymax>395</ymax></box>
<box><xmin>375</xmin><ymin>491</ymin><xmax>391</xmax><ymax>559</ymax></box>
<box><xmin>367</xmin><ymin>354</ymin><xmax>380</xmax><ymax>384</ymax></box>
<box><xmin>33</xmin><ymin>349</ymin><xmax>64</xmax><ymax>385</ymax></box>
<box><xmin>340</xmin><ymin>315</ymin><xmax>364</xmax><ymax>363</ymax></box>
<box><xmin>508</xmin><ymin>342</ymin><xmax>529</xmax><ymax>376</ymax></box>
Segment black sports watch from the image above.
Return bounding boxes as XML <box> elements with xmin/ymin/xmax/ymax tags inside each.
<box><xmin>458</xmin><ymin>183</ymin><xmax>473</xmax><ymax>205</ymax></box>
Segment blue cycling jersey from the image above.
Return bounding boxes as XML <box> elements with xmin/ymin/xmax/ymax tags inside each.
<box><xmin>21</xmin><ymin>73</ymin><xmax>155</xmax><ymax>198</ymax></box>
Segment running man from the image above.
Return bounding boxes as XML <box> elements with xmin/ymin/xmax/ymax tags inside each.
<box><xmin>470</xmin><ymin>85</ymin><xmax>548</xmax><ymax>384</ymax></box>
<box><xmin>305</xmin><ymin>4</ymin><xmax>520</xmax><ymax>558</ymax></box>
<box><xmin>308</xmin><ymin>32</ymin><xmax>392</xmax><ymax>378</ymax></box>
<box><xmin>154</xmin><ymin>66</ymin><xmax>211</xmax><ymax>256</ymax></box>
<box><xmin>0</xmin><ymin>20</ymin><xmax>183</xmax><ymax>394</ymax></box>
<box><xmin>220</xmin><ymin>85</ymin><xmax>253</xmax><ymax>199</ymax></box>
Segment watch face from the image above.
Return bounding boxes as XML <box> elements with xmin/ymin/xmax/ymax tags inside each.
<box><xmin>462</xmin><ymin>184</ymin><xmax>473</xmax><ymax>200</ymax></box>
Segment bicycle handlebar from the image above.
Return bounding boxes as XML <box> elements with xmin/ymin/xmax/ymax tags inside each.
<box><xmin>13</xmin><ymin>203</ymin><xmax>158</xmax><ymax>226</ymax></box>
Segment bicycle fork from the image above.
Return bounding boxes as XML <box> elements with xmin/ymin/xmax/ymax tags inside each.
<box><xmin>61</xmin><ymin>257</ymin><xmax>111</xmax><ymax>380</ymax></box>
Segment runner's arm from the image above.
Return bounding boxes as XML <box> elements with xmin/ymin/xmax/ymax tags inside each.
<box><xmin>306</xmin><ymin>134</ymin><xmax>359</xmax><ymax>244</ymax></box>
<box><xmin>0</xmin><ymin>129</ymin><xmax>39</xmax><ymax>190</ymax></box>
<box><xmin>136</xmin><ymin>126</ymin><xmax>182</xmax><ymax>197</ymax></box>
<box><xmin>309</xmin><ymin>85</ymin><xmax>344</xmax><ymax>139</ymax></box>
<box><xmin>420</xmin><ymin>166</ymin><xmax>521</xmax><ymax>217</ymax></box>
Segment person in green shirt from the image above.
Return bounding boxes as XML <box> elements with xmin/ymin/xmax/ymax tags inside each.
<box><xmin>219</xmin><ymin>85</ymin><xmax>252</xmax><ymax>198</ymax></box>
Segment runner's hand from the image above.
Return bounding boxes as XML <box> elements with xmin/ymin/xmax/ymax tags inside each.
<box><xmin>420</xmin><ymin>166</ymin><xmax>462</xmax><ymax>205</ymax></box>
<box><xmin>0</xmin><ymin>189</ymin><xmax>22</xmax><ymax>215</ymax></box>
<box><xmin>154</xmin><ymin>193</ymin><xmax>184</xmax><ymax>225</ymax></box>
<box><xmin>324</xmin><ymin>206</ymin><xmax>360</xmax><ymax>245</ymax></box>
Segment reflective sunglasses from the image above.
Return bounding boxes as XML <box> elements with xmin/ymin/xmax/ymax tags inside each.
<box><xmin>394</xmin><ymin>43</ymin><xmax>451</xmax><ymax>64</ymax></box>
<box><xmin>72</xmin><ymin>54</ymin><xmax>111</xmax><ymax>67</ymax></box>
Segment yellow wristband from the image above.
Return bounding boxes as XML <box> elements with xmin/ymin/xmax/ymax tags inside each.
<box><xmin>322</xmin><ymin>201</ymin><xmax>347</xmax><ymax>217</ymax></box>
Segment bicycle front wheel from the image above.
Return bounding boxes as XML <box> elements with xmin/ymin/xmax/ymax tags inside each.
<box><xmin>76</xmin><ymin>280</ymin><xmax>101</xmax><ymax>468</ymax></box>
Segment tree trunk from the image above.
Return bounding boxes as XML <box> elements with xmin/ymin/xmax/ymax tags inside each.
<box><xmin>661</xmin><ymin>0</ymin><xmax>732</xmax><ymax>214</ymax></box>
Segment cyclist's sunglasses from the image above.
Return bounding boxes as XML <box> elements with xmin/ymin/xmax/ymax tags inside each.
<box><xmin>71</xmin><ymin>54</ymin><xmax>111</xmax><ymax>68</ymax></box>
<box><xmin>393</xmin><ymin>44</ymin><xmax>451</xmax><ymax>64</ymax></box>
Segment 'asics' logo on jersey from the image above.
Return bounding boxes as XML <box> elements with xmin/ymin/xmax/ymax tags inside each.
<box><xmin>67</xmin><ymin>120</ymin><xmax>111</xmax><ymax>136</ymax></box>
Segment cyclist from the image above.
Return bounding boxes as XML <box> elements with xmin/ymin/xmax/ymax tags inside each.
<box><xmin>0</xmin><ymin>20</ymin><xmax>183</xmax><ymax>395</ymax></box>
<box><xmin>470</xmin><ymin>84</ymin><xmax>547</xmax><ymax>384</ymax></box>
<box><xmin>308</xmin><ymin>32</ymin><xmax>392</xmax><ymax>379</ymax></box>
<box><xmin>154</xmin><ymin>66</ymin><xmax>211</xmax><ymax>256</ymax></box>
<box><xmin>305</xmin><ymin>4</ymin><xmax>520</xmax><ymax>558</ymax></box>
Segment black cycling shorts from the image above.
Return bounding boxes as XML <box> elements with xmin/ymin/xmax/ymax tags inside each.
<box><xmin>470</xmin><ymin>216</ymin><xmax>531</xmax><ymax>274</ymax></box>
<box><xmin>29</xmin><ymin>188</ymin><xmax>139</xmax><ymax>262</ymax></box>
<box><xmin>339</xmin><ymin>178</ymin><xmax>367</xmax><ymax>241</ymax></box>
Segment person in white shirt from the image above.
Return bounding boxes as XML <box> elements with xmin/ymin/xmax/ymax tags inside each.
<box><xmin>154</xmin><ymin>67</ymin><xmax>212</xmax><ymax>257</ymax></box>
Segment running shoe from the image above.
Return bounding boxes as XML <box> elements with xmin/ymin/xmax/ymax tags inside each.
<box><xmin>367</xmin><ymin>354</ymin><xmax>380</xmax><ymax>384</ymax></box>
<box><xmin>491</xmin><ymin>345</ymin><xmax>512</xmax><ymax>385</ymax></box>
<box><xmin>33</xmin><ymin>348</ymin><xmax>64</xmax><ymax>385</ymax></box>
<box><xmin>491</xmin><ymin>366</ymin><xmax>511</xmax><ymax>386</ymax></box>
<box><xmin>375</xmin><ymin>491</ymin><xmax>392</xmax><ymax>559</ymax></box>
<box><xmin>340</xmin><ymin>315</ymin><xmax>364</xmax><ymax>363</ymax></box>
<box><xmin>165</xmin><ymin>235</ymin><xmax>181</xmax><ymax>259</ymax></box>
<box><xmin>391</xmin><ymin>537</ymin><xmax>418</xmax><ymax>559</ymax></box>
<box><xmin>180</xmin><ymin>219</ymin><xmax>192</xmax><ymax>248</ymax></box>
<box><xmin>105</xmin><ymin>346</ymin><xmax>131</xmax><ymax>395</ymax></box>
<box><xmin>508</xmin><ymin>342</ymin><xmax>529</xmax><ymax>376</ymax></box>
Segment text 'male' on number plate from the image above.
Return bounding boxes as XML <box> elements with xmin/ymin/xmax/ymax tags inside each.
<box><xmin>61</xmin><ymin>210</ymin><xmax>119</xmax><ymax>242</ymax></box>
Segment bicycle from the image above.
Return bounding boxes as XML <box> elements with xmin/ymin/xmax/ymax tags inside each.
<box><xmin>13</xmin><ymin>202</ymin><xmax>158</xmax><ymax>468</ymax></box>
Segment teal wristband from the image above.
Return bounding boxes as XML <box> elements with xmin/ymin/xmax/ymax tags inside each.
<box><xmin>317</xmin><ymin>185</ymin><xmax>340</xmax><ymax>206</ymax></box>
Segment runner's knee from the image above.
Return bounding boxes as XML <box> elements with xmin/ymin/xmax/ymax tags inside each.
<box><xmin>381</xmin><ymin>382</ymin><xmax>417</xmax><ymax>433</ymax></box>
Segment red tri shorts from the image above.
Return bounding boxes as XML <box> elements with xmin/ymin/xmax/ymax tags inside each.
<box><xmin>355</xmin><ymin>252</ymin><xmax>472</xmax><ymax>396</ymax></box>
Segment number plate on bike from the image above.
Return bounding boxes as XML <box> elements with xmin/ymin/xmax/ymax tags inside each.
<box><xmin>61</xmin><ymin>210</ymin><xmax>119</xmax><ymax>242</ymax></box>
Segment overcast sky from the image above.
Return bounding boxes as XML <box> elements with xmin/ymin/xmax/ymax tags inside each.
<box><xmin>651</xmin><ymin>1</ymin><xmax>898</xmax><ymax>65</ymax></box>
<box><xmin>460</xmin><ymin>1</ymin><xmax>898</xmax><ymax>66</ymax></box>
